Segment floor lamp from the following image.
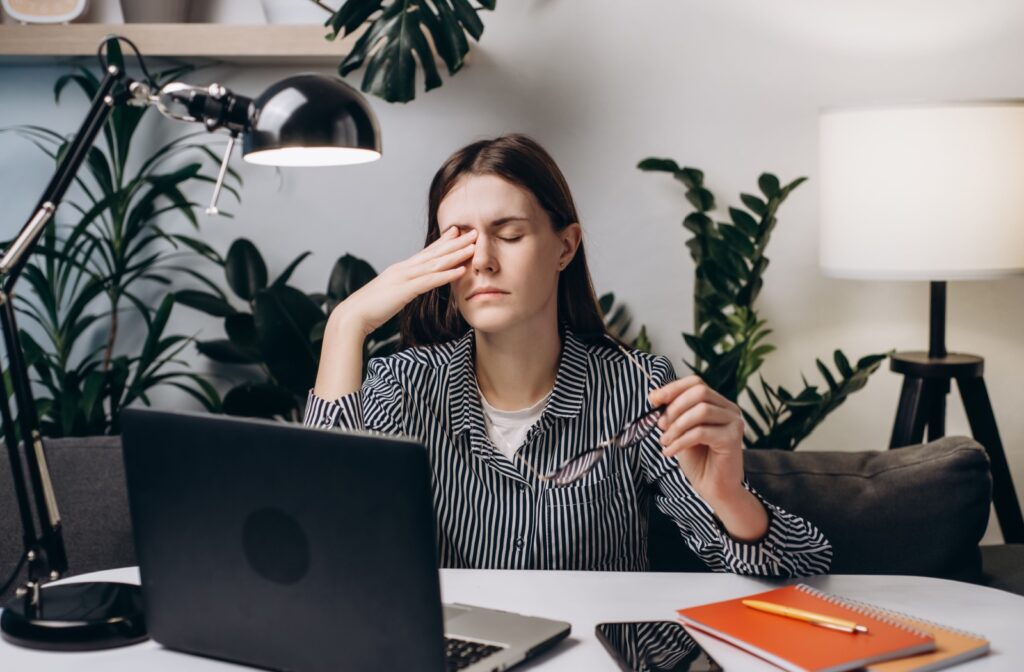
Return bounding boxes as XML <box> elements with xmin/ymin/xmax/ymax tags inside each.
<box><xmin>819</xmin><ymin>102</ymin><xmax>1024</xmax><ymax>543</ymax></box>
<box><xmin>0</xmin><ymin>36</ymin><xmax>381</xmax><ymax>650</ymax></box>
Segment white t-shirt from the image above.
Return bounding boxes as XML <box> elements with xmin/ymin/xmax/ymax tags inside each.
<box><xmin>477</xmin><ymin>383</ymin><xmax>552</xmax><ymax>461</ymax></box>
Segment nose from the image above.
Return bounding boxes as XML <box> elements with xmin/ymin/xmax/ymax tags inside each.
<box><xmin>470</xmin><ymin>233</ymin><xmax>498</xmax><ymax>274</ymax></box>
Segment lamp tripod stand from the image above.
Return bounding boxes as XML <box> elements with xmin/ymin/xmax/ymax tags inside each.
<box><xmin>889</xmin><ymin>281</ymin><xmax>1024</xmax><ymax>543</ymax></box>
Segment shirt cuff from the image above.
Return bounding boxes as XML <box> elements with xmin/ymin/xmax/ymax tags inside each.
<box><xmin>302</xmin><ymin>388</ymin><xmax>365</xmax><ymax>430</ymax></box>
<box><xmin>715</xmin><ymin>502</ymin><xmax>785</xmax><ymax>573</ymax></box>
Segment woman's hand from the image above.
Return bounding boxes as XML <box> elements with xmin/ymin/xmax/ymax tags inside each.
<box><xmin>313</xmin><ymin>227</ymin><xmax>476</xmax><ymax>401</ymax></box>
<box><xmin>332</xmin><ymin>227</ymin><xmax>477</xmax><ymax>336</ymax></box>
<box><xmin>649</xmin><ymin>377</ymin><xmax>768</xmax><ymax>542</ymax></box>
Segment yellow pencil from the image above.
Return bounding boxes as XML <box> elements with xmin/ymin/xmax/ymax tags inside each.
<box><xmin>742</xmin><ymin>599</ymin><xmax>870</xmax><ymax>634</ymax></box>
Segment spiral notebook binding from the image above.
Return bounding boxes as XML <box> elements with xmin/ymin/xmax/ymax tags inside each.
<box><xmin>794</xmin><ymin>584</ymin><xmax>934</xmax><ymax>639</ymax></box>
<box><xmin>795</xmin><ymin>584</ymin><xmax>987</xmax><ymax>642</ymax></box>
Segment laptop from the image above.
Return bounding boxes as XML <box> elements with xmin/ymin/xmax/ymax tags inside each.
<box><xmin>120</xmin><ymin>408</ymin><xmax>570</xmax><ymax>672</ymax></box>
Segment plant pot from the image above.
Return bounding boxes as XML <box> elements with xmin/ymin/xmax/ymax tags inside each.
<box><xmin>120</xmin><ymin>0</ymin><xmax>188</xmax><ymax>23</ymax></box>
<box><xmin>259</xmin><ymin>0</ymin><xmax>330</xmax><ymax>24</ymax></box>
<box><xmin>1</xmin><ymin>0</ymin><xmax>86</xmax><ymax>23</ymax></box>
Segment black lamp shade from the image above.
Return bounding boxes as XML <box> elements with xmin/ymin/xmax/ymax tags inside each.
<box><xmin>242</xmin><ymin>74</ymin><xmax>381</xmax><ymax>167</ymax></box>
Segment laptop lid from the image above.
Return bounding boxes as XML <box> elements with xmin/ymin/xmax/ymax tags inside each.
<box><xmin>121</xmin><ymin>407</ymin><xmax>446</xmax><ymax>672</ymax></box>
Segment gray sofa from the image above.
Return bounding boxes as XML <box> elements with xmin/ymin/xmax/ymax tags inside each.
<box><xmin>1</xmin><ymin>434</ymin><xmax>1021</xmax><ymax>603</ymax></box>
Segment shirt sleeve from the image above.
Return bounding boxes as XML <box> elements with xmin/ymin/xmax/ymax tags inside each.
<box><xmin>302</xmin><ymin>357</ymin><xmax>405</xmax><ymax>435</ymax></box>
<box><xmin>639</xmin><ymin>356</ymin><xmax>833</xmax><ymax>577</ymax></box>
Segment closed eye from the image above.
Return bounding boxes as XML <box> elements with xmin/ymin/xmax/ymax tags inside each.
<box><xmin>499</xmin><ymin>236</ymin><xmax>522</xmax><ymax>242</ymax></box>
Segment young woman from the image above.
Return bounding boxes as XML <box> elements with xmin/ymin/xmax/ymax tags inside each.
<box><xmin>305</xmin><ymin>134</ymin><xmax>832</xmax><ymax>576</ymax></box>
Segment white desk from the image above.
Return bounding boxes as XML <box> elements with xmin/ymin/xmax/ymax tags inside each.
<box><xmin>2</xmin><ymin>568</ymin><xmax>1022</xmax><ymax>670</ymax></box>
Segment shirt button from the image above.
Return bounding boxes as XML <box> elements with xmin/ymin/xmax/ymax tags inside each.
<box><xmin>517</xmin><ymin>483</ymin><xmax>526</xmax><ymax>492</ymax></box>
<box><xmin>514</xmin><ymin>537</ymin><xmax>524</xmax><ymax>550</ymax></box>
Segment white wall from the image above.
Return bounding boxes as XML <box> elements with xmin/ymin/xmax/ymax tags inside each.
<box><xmin>3</xmin><ymin>1</ymin><xmax>1023</xmax><ymax>542</ymax></box>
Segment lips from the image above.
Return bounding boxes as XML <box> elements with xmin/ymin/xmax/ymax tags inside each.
<box><xmin>468</xmin><ymin>288</ymin><xmax>509</xmax><ymax>300</ymax></box>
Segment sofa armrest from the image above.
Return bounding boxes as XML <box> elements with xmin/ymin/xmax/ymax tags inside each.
<box><xmin>649</xmin><ymin>437</ymin><xmax>992</xmax><ymax>579</ymax></box>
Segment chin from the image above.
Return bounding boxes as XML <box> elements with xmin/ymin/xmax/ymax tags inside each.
<box><xmin>461</xmin><ymin>308</ymin><xmax>520</xmax><ymax>334</ymax></box>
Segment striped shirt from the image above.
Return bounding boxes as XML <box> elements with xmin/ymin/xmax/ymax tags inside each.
<box><xmin>303</xmin><ymin>326</ymin><xmax>832</xmax><ymax>576</ymax></box>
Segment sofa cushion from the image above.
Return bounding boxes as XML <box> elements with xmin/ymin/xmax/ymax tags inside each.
<box><xmin>649</xmin><ymin>436</ymin><xmax>992</xmax><ymax>579</ymax></box>
<box><xmin>0</xmin><ymin>436</ymin><xmax>135</xmax><ymax>602</ymax></box>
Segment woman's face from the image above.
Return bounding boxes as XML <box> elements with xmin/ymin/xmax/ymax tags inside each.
<box><xmin>437</xmin><ymin>174</ymin><xmax>579</xmax><ymax>334</ymax></box>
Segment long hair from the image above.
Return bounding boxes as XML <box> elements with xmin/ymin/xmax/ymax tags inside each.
<box><xmin>399</xmin><ymin>134</ymin><xmax>609</xmax><ymax>349</ymax></box>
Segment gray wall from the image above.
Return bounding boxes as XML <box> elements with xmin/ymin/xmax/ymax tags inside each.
<box><xmin>2</xmin><ymin>1</ymin><xmax>1023</xmax><ymax>542</ymax></box>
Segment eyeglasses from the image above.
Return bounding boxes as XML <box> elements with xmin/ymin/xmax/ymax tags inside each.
<box><xmin>515</xmin><ymin>336</ymin><xmax>666</xmax><ymax>486</ymax></box>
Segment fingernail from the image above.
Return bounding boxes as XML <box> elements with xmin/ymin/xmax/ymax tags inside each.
<box><xmin>447</xmin><ymin>227</ymin><xmax>458</xmax><ymax>237</ymax></box>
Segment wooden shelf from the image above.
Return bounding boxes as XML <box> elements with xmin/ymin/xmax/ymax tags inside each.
<box><xmin>0</xmin><ymin>23</ymin><xmax>357</xmax><ymax>63</ymax></box>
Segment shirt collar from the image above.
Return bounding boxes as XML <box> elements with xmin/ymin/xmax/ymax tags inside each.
<box><xmin>449</xmin><ymin>324</ymin><xmax>590</xmax><ymax>439</ymax></box>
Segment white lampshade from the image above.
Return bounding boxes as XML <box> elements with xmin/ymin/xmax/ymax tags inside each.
<box><xmin>819</xmin><ymin>102</ymin><xmax>1024</xmax><ymax>280</ymax></box>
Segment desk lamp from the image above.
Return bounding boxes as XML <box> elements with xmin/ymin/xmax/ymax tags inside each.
<box><xmin>819</xmin><ymin>102</ymin><xmax>1024</xmax><ymax>543</ymax></box>
<box><xmin>0</xmin><ymin>35</ymin><xmax>381</xmax><ymax>650</ymax></box>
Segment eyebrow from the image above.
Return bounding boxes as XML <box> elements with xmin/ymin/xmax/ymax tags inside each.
<box><xmin>446</xmin><ymin>216</ymin><xmax>529</xmax><ymax>230</ymax></box>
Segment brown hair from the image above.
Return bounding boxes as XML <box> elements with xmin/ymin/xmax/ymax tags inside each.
<box><xmin>399</xmin><ymin>134</ymin><xmax>609</xmax><ymax>349</ymax></box>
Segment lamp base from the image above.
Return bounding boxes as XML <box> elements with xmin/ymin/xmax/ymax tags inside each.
<box><xmin>0</xmin><ymin>581</ymin><xmax>147</xmax><ymax>651</ymax></box>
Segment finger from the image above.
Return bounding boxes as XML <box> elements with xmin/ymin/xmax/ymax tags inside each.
<box><xmin>414</xmin><ymin>265</ymin><xmax>467</xmax><ymax>293</ymax></box>
<box><xmin>410</xmin><ymin>227</ymin><xmax>477</xmax><ymax>264</ymax></box>
<box><xmin>648</xmin><ymin>376</ymin><xmax>704</xmax><ymax>407</ymax></box>
<box><xmin>657</xmin><ymin>383</ymin><xmax>733</xmax><ymax>432</ymax></box>
<box><xmin>414</xmin><ymin>242</ymin><xmax>476</xmax><ymax>276</ymax></box>
<box><xmin>659</xmin><ymin>402</ymin><xmax>734</xmax><ymax>447</ymax></box>
<box><xmin>661</xmin><ymin>425</ymin><xmax>732</xmax><ymax>459</ymax></box>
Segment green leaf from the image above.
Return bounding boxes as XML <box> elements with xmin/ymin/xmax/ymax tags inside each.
<box><xmin>225</xmin><ymin>312</ymin><xmax>260</xmax><ymax>356</ymax></box>
<box><xmin>253</xmin><ymin>286</ymin><xmax>326</xmax><ymax>396</ymax></box>
<box><xmin>758</xmin><ymin>173</ymin><xmax>781</xmax><ymax>199</ymax></box>
<box><xmin>685</xmin><ymin>187</ymin><xmax>715</xmax><ymax>212</ymax></box>
<box><xmin>272</xmin><ymin>251</ymin><xmax>313</xmax><ymax>288</ymax></box>
<box><xmin>637</xmin><ymin>157</ymin><xmax>680</xmax><ymax>173</ymax></box>
<box><xmin>331</xmin><ymin>0</ymin><xmax>495</xmax><ymax>102</ymax></box>
<box><xmin>718</xmin><ymin>224</ymin><xmax>755</xmax><ymax>258</ymax></box>
<box><xmin>328</xmin><ymin>253</ymin><xmax>377</xmax><ymax>303</ymax></box>
<box><xmin>450</xmin><ymin>0</ymin><xmax>484</xmax><ymax>40</ymax></box>
<box><xmin>175</xmin><ymin>289</ymin><xmax>237</xmax><ymax>317</ymax></box>
<box><xmin>781</xmin><ymin>176</ymin><xmax>808</xmax><ymax>198</ymax></box>
<box><xmin>816</xmin><ymin>358</ymin><xmax>838</xmax><ymax>392</ymax></box>
<box><xmin>834</xmin><ymin>349</ymin><xmax>854</xmax><ymax>378</ymax></box>
<box><xmin>728</xmin><ymin>207</ymin><xmax>759</xmax><ymax>238</ymax></box>
<box><xmin>136</xmin><ymin>295</ymin><xmax>175</xmax><ymax>377</ymax></box>
<box><xmin>675</xmin><ymin>167</ymin><xmax>704</xmax><ymax>190</ymax></box>
<box><xmin>225</xmin><ymin>238</ymin><xmax>268</xmax><ymax>301</ymax></box>
<box><xmin>598</xmin><ymin>292</ymin><xmax>615</xmax><ymax>316</ymax></box>
<box><xmin>327</xmin><ymin>0</ymin><xmax>383</xmax><ymax>37</ymax></box>
<box><xmin>631</xmin><ymin>325</ymin><xmax>652</xmax><ymax>354</ymax></box>
<box><xmin>740</xmin><ymin>193</ymin><xmax>767</xmax><ymax>216</ymax></box>
<box><xmin>196</xmin><ymin>339</ymin><xmax>260</xmax><ymax>365</ymax></box>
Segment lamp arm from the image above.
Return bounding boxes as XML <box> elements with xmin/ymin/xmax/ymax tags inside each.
<box><xmin>0</xmin><ymin>63</ymin><xmax>126</xmax><ymax>599</ymax></box>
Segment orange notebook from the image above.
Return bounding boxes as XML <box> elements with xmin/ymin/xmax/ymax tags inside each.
<box><xmin>863</xmin><ymin>606</ymin><xmax>989</xmax><ymax>671</ymax></box>
<box><xmin>676</xmin><ymin>584</ymin><xmax>936</xmax><ymax>672</ymax></box>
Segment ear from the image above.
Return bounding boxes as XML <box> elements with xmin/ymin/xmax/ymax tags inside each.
<box><xmin>557</xmin><ymin>223</ymin><xmax>582</xmax><ymax>270</ymax></box>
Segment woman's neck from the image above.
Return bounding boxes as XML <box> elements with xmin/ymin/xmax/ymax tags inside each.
<box><xmin>474</xmin><ymin>319</ymin><xmax>561</xmax><ymax>412</ymax></box>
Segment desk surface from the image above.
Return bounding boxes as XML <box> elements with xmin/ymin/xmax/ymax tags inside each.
<box><xmin>1</xmin><ymin>568</ymin><xmax>1022</xmax><ymax>670</ymax></box>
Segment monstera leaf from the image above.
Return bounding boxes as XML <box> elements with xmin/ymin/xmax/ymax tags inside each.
<box><xmin>326</xmin><ymin>0</ymin><xmax>496</xmax><ymax>103</ymax></box>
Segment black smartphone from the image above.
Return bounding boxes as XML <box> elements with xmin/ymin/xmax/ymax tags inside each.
<box><xmin>595</xmin><ymin>621</ymin><xmax>724</xmax><ymax>672</ymax></box>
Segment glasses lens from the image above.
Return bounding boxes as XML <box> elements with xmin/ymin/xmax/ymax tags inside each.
<box><xmin>548</xmin><ymin>448</ymin><xmax>606</xmax><ymax>485</ymax></box>
<box><xmin>618</xmin><ymin>409</ymin><xmax>662</xmax><ymax>448</ymax></box>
